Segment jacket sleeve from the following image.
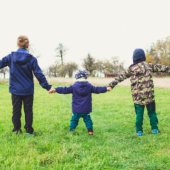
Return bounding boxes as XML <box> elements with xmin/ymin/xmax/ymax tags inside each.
<box><xmin>149</xmin><ymin>63</ymin><xmax>170</xmax><ymax>73</ymax></box>
<box><xmin>55</xmin><ymin>86</ymin><xmax>73</xmax><ymax>94</ymax></box>
<box><xmin>0</xmin><ymin>54</ymin><xmax>10</xmax><ymax>68</ymax></box>
<box><xmin>91</xmin><ymin>86</ymin><xmax>107</xmax><ymax>94</ymax></box>
<box><xmin>108</xmin><ymin>69</ymin><xmax>131</xmax><ymax>88</ymax></box>
<box><xmin>32</xmin><ymin>58</ymin><xmax>51</xmax><ymax>91</ymax></box>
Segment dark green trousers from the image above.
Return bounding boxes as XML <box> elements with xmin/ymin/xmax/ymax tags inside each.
<box><xmin>70</xmin><ymin>113</ymin><xmax>93</xmax><ymax>130</ymax></box>
<box><xmin>134</xmin><ymin>101</ymin><xmax>158</xmax><ymax>132</ymax></box>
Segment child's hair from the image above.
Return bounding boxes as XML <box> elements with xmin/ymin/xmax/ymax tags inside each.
<box><xmin>17</xmin><ymin>35</ymin><xmax>29</xmax><ymax>49</ymax></box>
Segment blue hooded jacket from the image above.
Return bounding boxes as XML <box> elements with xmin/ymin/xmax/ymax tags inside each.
<box><xmin>0</xmin><ymin>49</ymin><xmax>51</xmax><ymax>95</ymax></box>
<box><xmin>55</xmin><ymin>80</ymin><xmax>107</xmax><ymax>113</ymax></box>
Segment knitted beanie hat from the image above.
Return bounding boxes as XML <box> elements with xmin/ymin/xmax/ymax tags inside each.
<box><xmin>75</xmin><ymin>70</ymin><xmax>88</xmax><ymax>79</ymax></box>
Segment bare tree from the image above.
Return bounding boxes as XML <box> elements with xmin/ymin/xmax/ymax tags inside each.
<box><xmin>47</xmin><ymin>61</ymin><xmax>78</xmax><ymax>78</ymax></box>
<box><xmin>103</xmin><ymin>60</ymin><xmax>114</xmax><ymax>73</ymax></box>
<box><xmin>111</xmin><ymin>57</ymin><xmax>124</xmax><ymax>73</ymax></box>
<box><xmin>58</xmin><ymin>65</ymin><xmax>67</xmax><ymax>77</ymax></box>
<box><xmin>55</xmin><ymin>43</ymin><xmax>67</xmax><ymax>66</ymax></box>
<box><xmin>102</xmin><ymin>57</ymin><xmax>124</xmax><ymax>74</ymax></box>
<box><xmin>48</xmin><ymin>65</ymin><xmax>57</xmax><ymax>77</ymax></box>
<box><xmin>65</xmin><ymin>62</ymin><xmax>78</xmax><ymax>77</ymax></box>
<box><xmin>47</xmin><ymin>62</ymin><xmax>61</xmax><ymax>77</ymax></box>
<box><xmin>0</xmin><ymin>67</ymin><xmax>8</xmax><ymax>79</ymax></box>
<box><xmin>82</xmin><ymin>53</ymin><xmax>96</xmax><ymax>76</ymax></box>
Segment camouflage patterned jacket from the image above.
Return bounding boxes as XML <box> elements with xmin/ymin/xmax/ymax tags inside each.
<box><xmin>108</xmin><ymin>61</ymin><xmax>170</xmax><ymax>105</ymax></box>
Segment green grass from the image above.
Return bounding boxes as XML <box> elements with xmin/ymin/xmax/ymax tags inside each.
<box><xmin>0</xmin><ymin>83</ymin><xmax>170</xmax><ymax>170</ymax></box>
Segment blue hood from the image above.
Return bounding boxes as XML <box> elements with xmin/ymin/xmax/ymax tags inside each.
<box><xmin>73</xmin><ymin>81</ymin><xmax>91</xmax><ymax>96</ymax></box>
<box><xmin>11</xmin><ymin>52</ymin><xmax>32</xmax><ymax>65</ymax></box>
<box><xmin>133</xmin><ymin>49</ymin><xmax>146</xmax><ymax>63</ymax></box>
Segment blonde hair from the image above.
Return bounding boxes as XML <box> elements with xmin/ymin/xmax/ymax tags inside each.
<box><xmin>17</xmin><ymin>35</ymin><xmax>29</xmax><ymax>49</ymax></box>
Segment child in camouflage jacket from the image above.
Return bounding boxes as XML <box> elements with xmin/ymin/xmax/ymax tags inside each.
<box><xmin>108</xmin><ymin>48</ymin><xmax>170</xmax><ymax>136</ymax></box>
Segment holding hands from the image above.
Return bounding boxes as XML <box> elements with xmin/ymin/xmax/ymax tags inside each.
<box><xmin>49</xmin><ymin>87</ymin><xmax>56</xmax><ymax>94</ymax></box>
<box><xmin>107</xmin><ymin>87</ymin><xmax>112</xmax><ymax>92</ymax></box>
<box><xmin>48</xmin><ymin>86</ymin><xmax>112</xmax><ymax>94</ymax></box>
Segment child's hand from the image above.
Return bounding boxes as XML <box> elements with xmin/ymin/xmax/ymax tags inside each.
<box><xmin>48</xmin><ymin>87</ymin><xmax>56</xmax><ymax>94</ymax></box>
<box><xmin>107</xmin><ymin>87</ymin><xmax>112</xmax><ymax>92</ymax></box>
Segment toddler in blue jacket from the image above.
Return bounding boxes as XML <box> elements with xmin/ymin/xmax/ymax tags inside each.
<box><xmin>49</xmin><ymin>70</ymin><xmax>111</xmax><ymax>135</ymax></box>
<box><xmin>0</xmin><ymin>35</ymin><xmax>54</xmax><ymax>134</ymax></box>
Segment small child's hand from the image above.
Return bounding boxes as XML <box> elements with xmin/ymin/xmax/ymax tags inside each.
<box><xmin>107</xmin><ymin>87</ymin><xmax>112</xmax><ymax>92</ymax></box>
<box><xmin>49</xmin><ymin>87</ymin><xmax>56</xmax><ymax>94</ymax></box>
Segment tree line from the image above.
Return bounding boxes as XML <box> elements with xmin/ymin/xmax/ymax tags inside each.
<box><xmin>48</xmin><ymin>36</ymin><xmax>170</xmax><ymax>77</ymax></box>
<box><xmin>47</xmin><ymin>44</ymin><xmax>125</xmax><ymax>77</ymax></box>
<box><xmin>1</xmin><ymin>37</ymin><xmax>170</xmax><ymax>79</ymax></box>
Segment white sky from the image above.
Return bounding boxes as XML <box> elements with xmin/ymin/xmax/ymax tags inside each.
<box><xmin>0</xmin><ymin>0</ymin><xmax>170</xmax><ymax>70</ymax></box>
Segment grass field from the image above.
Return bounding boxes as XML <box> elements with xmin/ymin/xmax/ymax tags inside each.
<box><xmin>0</xmin><ymin>82</ymin><xmax>170</xmax><ymax>170</ymax></box>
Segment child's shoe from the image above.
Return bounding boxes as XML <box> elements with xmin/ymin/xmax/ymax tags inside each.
<box><xmin>88</xmin><ymin>132</ymin><xmax>93</xmax><ymax>135</ymax></box>
<box><xmin>152</xmin><ymin>129</ymin><xmax>159</xmax><ymax>135</ymax></box>
<box><xmin>88</xmin><ymin>128</ymin><xmax>93</xmax><ymax>135</ymax></box>
<box><xmin>135</xmin><ymin>131</ymin><xmax>143</xmax><ymax>136</ymax></box>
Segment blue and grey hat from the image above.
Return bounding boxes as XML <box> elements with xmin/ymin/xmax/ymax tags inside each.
<box><xmin>75</xmin><ymin>70</ymin><xmax>88</xmax><ymax>79</ymax></box>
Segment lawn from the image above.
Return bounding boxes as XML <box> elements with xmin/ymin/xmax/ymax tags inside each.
<box><xmin>0</xmin><ymin>82</ymin><xmax>170</xmax><ymax>170</ymax></box>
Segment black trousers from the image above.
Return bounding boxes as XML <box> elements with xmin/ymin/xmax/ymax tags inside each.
<box><xmin>12</xmin><ymin>94</ymin><xmax>34</xmax><ymax>134</ymax></box>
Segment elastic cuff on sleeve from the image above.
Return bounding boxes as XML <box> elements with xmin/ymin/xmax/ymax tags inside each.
<box><xmin>47</xmin><ymin>85</ymin><xmax>52</xmax><ymax>91</ymax></box>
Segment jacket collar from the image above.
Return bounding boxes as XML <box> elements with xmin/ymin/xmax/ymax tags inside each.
<box><xmin>17</xmin><ymin>49</ymin><xmax>29</xmax><ymax>54</ymax></box>
<box><xmin>129</xmin><ymin>60</ymin><xmax>145</xmax><ymax>68</ymax></box>
<box><xmin>76</xmin><ymin>79</ymin><xmax>87</xmax><ymax>82</ymax></box>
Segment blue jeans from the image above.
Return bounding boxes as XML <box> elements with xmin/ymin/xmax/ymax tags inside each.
<box><xmin>70</xmin><ymin>113</ymin><xmax>93</xmax><ymax>130</ymax></box>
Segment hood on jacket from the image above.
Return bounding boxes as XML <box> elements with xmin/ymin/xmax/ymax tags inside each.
<box><xmin>129</xmin><ymin>49</ymin><xmax>146</xmax><ymax>68</ymax></box>
<box><xmin>11</xmin><ymin>52</ymin><xmax>32</xmax><ymax>65</ymax></box>
<box><xmin>73</xmin><ymin>81</ymin><xmax>91</xmax><ymax>96</ymax></box>
<box><xmin>133</xmin><ymin>49</ymin><xmax>146</xmax><ymax>63</ymax></box>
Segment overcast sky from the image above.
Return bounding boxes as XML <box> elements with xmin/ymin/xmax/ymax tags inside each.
<box><xmin>0</xmin><ymin>0</ymin><xmax>170</xmax><ymax>70</ymax></box>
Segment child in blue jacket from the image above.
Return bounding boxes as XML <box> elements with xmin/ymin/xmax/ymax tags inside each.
<box><xmin>0</xmin><ymin>35</ymin><xmax>53</xmax><ymax>134</ymax></box>
<box><xmin>49</xmin><ymin>70</ymin><xmax>111</xmax><ymax>135</ymax></box>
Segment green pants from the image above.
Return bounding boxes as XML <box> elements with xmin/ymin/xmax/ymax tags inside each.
<box><xmin>70</xmin><ymin>113</ymin><xmax>93</xmax><ymax>130</ymax></box>
<box><xmin>134</xmin><ymin>101</ymin><xmax>158</xmax><ymax>132</ymax></box>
